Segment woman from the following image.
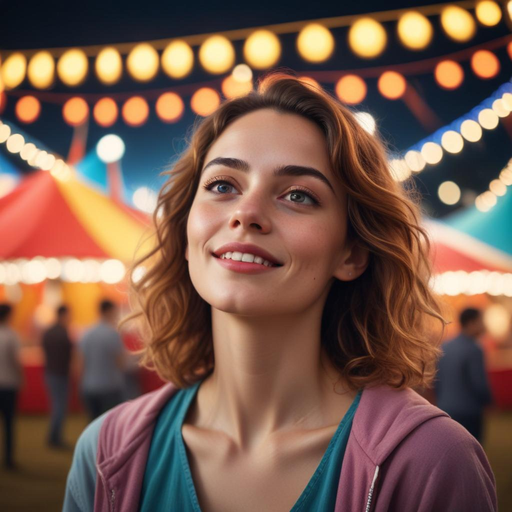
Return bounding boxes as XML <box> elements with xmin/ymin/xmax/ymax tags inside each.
<box><xmin>64</xmin><ymin>74</ymin><xmax>497</xmax><ymax>511</ymax></box>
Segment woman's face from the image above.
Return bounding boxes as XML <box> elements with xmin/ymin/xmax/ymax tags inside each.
<box><xmin>186</xmin><ymin>108</ymin><xmax>354</xmax><ymax>317</ymax></box>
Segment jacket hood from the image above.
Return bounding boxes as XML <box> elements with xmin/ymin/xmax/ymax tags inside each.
<box><xmin>351</xmin><ymin>384</ymin><xmax>449</xmax><ymax>467</ymax></box>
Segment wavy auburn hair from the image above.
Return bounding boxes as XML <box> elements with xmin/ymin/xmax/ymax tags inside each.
<box><xmin>124</xmin><ymin>73</ymin><xmax>448</xmax><ymax>390</ymax></box>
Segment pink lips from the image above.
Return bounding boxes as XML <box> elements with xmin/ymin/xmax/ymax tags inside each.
<box><xmin>213</xmin><ymin>255</ymin><xmax>280</xmax><ymax>274</ymax></box>
<box><xmin>212</xmin><ymin>242</ymin><xmax>282</xmax><ymax>266</ymax></box>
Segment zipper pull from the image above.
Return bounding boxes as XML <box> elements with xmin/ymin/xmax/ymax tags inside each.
<box><xmin>110</xmin><ymin>488</ymin><xmax>116</xmax><ymax>512</ymax></box>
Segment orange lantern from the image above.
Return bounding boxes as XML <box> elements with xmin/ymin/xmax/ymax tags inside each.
<box><xmin>434</xmin><ymin>60</ymin><xmax>464</xmax><ymax>90</ymax></box>
<box><xmin>16</xmin><ymin>96</ymin><xmax>41</xmax><ymax>123</ymax></box>
<box><xmin>93</xmin><ymin>98</ymin><xmax>118</xmax><ymax>127</ymax></box>
<box><xmin>190</xmin><ymin>88</ymin><xmax>220</xmax><ymax>116</ymax></box>
<box><xmin>221</xmin><ymin>76</ymin><xmax>253</xmax><ymax>99</ymax></box>
<box><xmin>122</xmin><ymin>96</ymin><xmax>149</xmax><ymax>127</ymax></box>
<box><xmin>335</xmin><ymin>75</ymin><xmax>367</xmax><ymax>104</ymax></box>
<box><xmin>63</xmin><ymin>97</ymin><xmax>89</xmax><ymax>126</ymax></box>
<box><xmin>378</xmin><ymin>71</ymin><xmax>407</xmax><ymax>100</ymax></box>
<box><xmin>155</xmin><ymin>92</ymin><xmax>184</xmax><ymax>123</ymax></box>
<box><xmin>471</xmin><ymin>50</ymin><xmax>500</xmax><ymax>79</ymax></box>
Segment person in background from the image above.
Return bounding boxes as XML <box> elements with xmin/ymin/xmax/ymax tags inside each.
<box><xmin>435</xmin><ymin>307</ymin><xmax>493</xmax><ymax>444</ymax></box>
<box><xmin>0</xmin><ymin>303</ymin><xmax>23</xmax><ymax>470</ymax></box>
<box><xmin>77</xmin><ymin>300</ymin><xmax>126</xmax><ymax>422</ymax></box>
<box><xmin>42</xmin><ymin>305</ymin><xmax>73</xmax><ymax>449</ymax></box>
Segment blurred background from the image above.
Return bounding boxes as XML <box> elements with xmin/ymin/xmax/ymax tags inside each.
<box><xmin>0</xmin><ymin>0</ymin><xmax>511</xmax><ymax>510</ymax></box>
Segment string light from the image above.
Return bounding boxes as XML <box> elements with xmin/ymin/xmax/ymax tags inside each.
<box><xmin>244</xmin><ymin>30</ymin><xmax>281</xmax><ymax>69</ymax></box>
<box><xmin>161</xmin><ymin>41</ymin><xmax>194</xmax><ymax>79</ymax></box>
<box><xmin>297</xmin><ymin>24</ymin><xmax>335</xmax><ymax>62</ymax></box>
<box><xmin>348</xmin><ymin>18</ymin><xmax>387</xmax><ymax>58</ymax></box>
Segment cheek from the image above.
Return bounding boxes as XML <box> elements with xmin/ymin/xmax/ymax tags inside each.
<box><xmin>284</xmin><ymin>217</ymin><xmax>345</xmax><ymax>271</ymax></box>
<box><xmin>187</xmin><ymin>200</ymin><xmax>220</xmax><ymax>249</ymax></box>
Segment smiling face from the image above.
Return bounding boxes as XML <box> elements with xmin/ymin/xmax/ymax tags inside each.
<box><xmin>186</xmin><ymin>108</ymin><xmax>358</xmax><ymax>317</ymax></box>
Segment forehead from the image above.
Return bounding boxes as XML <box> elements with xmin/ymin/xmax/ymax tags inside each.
<box><xmin>204</xmin><ymin>109</ymin><xmax>332</xmax><ymax>173</ymax></box>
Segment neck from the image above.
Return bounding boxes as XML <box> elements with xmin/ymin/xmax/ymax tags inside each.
<box><xmin>196</xmin><ymin>305</ymin><xmax>352</xmax><ymax>450</ymax></box>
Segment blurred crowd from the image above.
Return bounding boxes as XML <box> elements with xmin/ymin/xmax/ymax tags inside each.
<box><xmin>0</xmin><ymin>300</ymin><xmax>140</xmax><ymax>468</ymax></box>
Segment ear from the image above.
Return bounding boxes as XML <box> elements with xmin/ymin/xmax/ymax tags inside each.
<box><xmin>333</xmin><ymin>239</ymin><xmax>370</xmax><ymax>282</ymax></box>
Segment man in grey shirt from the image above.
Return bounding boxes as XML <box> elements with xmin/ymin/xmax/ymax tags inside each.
<box><xmin>78</xmin><ymin>300</ymin><xmax>126</xmax><ymax>422</ymax></box>
<box><xmin>435</xmin><ymin>308</ymin><xmax>493</xmax><ymax>443</ymax></box>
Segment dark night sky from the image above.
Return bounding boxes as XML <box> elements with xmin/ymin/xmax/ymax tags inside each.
<box><xmin>1</xmin><ymin>0</ymin><xmax>511</xmax><ymax>217</ymax></box>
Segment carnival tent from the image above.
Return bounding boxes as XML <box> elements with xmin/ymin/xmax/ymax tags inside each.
<box><xmin>424</xmin><ymin>218</ymin><xmax>512</xmax><ymax>274</ymax></box>
<box><xmin>0</xmin><ymin>170</ymin><xmax>151</xmax><ymax>261</ymax></box>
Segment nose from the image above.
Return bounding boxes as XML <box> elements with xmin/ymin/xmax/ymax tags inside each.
<box><xmin>228</xmin><ymin>191</ymin><xmax>272</xmax><ymax>234</ymax></box>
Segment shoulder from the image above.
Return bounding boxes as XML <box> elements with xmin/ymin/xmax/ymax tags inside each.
<box><xmin>97</xmin><ymin>383</ymin><xmax>179</xmax><ymax>457</ymax></box>
<box><xmin>64</xmin><ymin>413</ymin><xmax>109</xmax><ymax>512</ymax></box>
<box><xmin>378</xmin><ymin>415</ymin><xmax>497</xmax><ymax>511</ymax></box>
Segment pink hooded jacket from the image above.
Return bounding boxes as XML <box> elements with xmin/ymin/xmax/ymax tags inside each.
<box><xmin>93</xmin><ymin>383</ymin><xmax>497</xmax><ymax>511</ymax></box>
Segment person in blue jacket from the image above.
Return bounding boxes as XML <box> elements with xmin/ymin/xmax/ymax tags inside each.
<box><xmin>435</xmin><ymin>307</ymin><xmax>493</xmax><ymax>443</ymax></box>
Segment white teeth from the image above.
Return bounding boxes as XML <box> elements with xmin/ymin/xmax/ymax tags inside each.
<box><xmin>218</xmin><ymin>252</ymin><xmax>276</xmax><ymax>267</ymax></box>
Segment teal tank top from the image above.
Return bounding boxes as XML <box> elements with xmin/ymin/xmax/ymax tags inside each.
<box><xmin>140</xmin><ymin>381</ymin><xmax>362</xmax><ymax>511</ymax></box>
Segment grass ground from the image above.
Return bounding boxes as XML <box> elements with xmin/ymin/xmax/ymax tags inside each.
<box><xmin>0</xmin><ymin>409</ymin><xmax>511</xmax><ymax>511</ymax></box>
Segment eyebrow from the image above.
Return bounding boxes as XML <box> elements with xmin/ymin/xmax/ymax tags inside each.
<box><xmin>201</xmin><ymin>157</ymin><xmax>335</xmax><ymax>194</ymax></box>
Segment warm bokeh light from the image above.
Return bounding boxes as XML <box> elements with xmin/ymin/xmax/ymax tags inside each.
<box><xmin>191</xmin><ymin>87</ymin><xmax>221</xmax><ymax>116</ymax></box>
<box><xmin>484</xmin><ymin>304</ymin><xmax>510</xmax><ymax>336</ymax></box>
<box><xmin>95</xmin><ymin>47</ymin><xmax>122</xmax><ymax>85</ymax></box>
<box><xmin>15</xmin><ymin>96</ymin><xmax>41</xmax><ymax>123</ymax></box>
<box><xmin>62</xmin><ymin>97</ymin><xmax>89</xmax><ymax>126</ymax></box>
<box><xmin>1</xmin><ymin>53</ymin><xmax>27</xmax><ymax>89</ymax></box>
<box><xmin>41</xmin><ymin>154</ymin><xmax>56</xmax><ymax>171</ymax></box>
<box><xmin>335</xmin><ymin>75</ymin><xmax>367</xmax><ymax>104</ymax></box>
<box><xmin>438</xmin><ymin>181</ymin><xmax>461</xmax><ymax>205</ymax></box>
<box><xmin>96</xmin><ymin>134</ymin><xmax>125</xmax><ymax>163</ymax></box>
<box><xmin>397</xmin><ymin>12</ymin><xmax>433</xmax><ymax>50</ymax></box>
<box><xmin>500</xmin><ymin>166</ymin><xmax>512</xmax><ymax>185</ymax></box>
<box><xmin>434</xmin><ymin>60</ymin><xmax>464</xmax><ymax>89</ymax></box>
<box><xmin>348</xmin><ymin>18</ymin><xmax>387</xmax><ymax>58</ymax></box>
<box><xmin>460</xmin><ymin>119</ymin><xmax>483</xmax><ymax>142</ymax></box>
<box><xmin>232</xmin><ymin>64</ymin><xmax>253</xmax><ymax>83</ymax></box>
<box><xmin>222</xmin><ymin>75</ymin><xmax>253</xmax><ymax>99</ymax></box>
<box><xmin>475</xmin><ymin>1</ymin><xmax>502</xmax><ymax>26</ymax></box>
<box><xmin>20</xmin><ymin>142</ymin><xmax>37</xmax><ymax>161</ymax></box>
<box><xmin>199</xmin><ymin>35</ymin><xmax>235</xmax><ymax>74</ymax></box>
<box><xmin>421</xmin><ymin>141</ymin><xmax>443</xmax><ymax>164</ymax></box>
<box><xmin>440</xmin><ymin>6</ymin><xmax>476</xmax><ymax>42</ymax></box>
<box><xmin>354</xmin><ymin>112</ymin><xmax>376</xmax><ymax>134</ymax></box>
<box><xmin>377</xmin><ymin>71</ymin><xmax>407</xmax><ymax>100</ymax></box>
<box><xmin>489</xmin><ymin>178</ymin><xmax>507</xmax><ymax>196</ymax></box>
<box><xmin>492</xmin><ymin>98</ymin><xmax>509</xmax><ymax>117</ymax></box>
<box><xmin>478</xmin><ymin>108</ymin><xmax>499</xmax><ymax>129</ymax></box>
<box><xmin>0</xmin><ymin>123</ymin><xmax>11</xmax><ymax>143</ymax></box>
<box><xmin>404</xmin><ymin>150</ymin><xmax>426</xmax><ymax>172</ymax></box>
<box><xmin>93</xmin><ymin>98</ymin><xmax>119</xmax><ymax>127</ymax></box>
<box><xmin>57</xmin><ymin>49</ymin><xmax>89</xmax><ymax>86</ymax></box>
<box><xmin>502</xmin><ymin>93</ymin><xmax>512</xmax><ymax>111</ymax></box>
<box><xmin>0</xmin><ymin>92</ymin><xmax>6</xmax><ymax>115</ymax></box>
<box><xmin>122</xmin><ymin>96</ymin><xmax>149</xmax><ymax>126</ymax></box>
<box><xmin>127</xmin><ymin>43</ymin><xmax>159</xmax><ymax>82</ymax></box>
<box><xmin>162</xmin><ymin>40</ymin><xmax>194</xmax><ymax>79</ymax></box>
<box><xmin>6</xmin><ymin>133</ymin><xmax>25</xmax><ymax>154</ymax></box>
<box><xmin>28</xmin><ymin>51</ymin><xmax>55</xmax><ymax>89</ymax></box>
<box><xmin>471</xmin><ymin>50</ymin><xmax>500</xmax><ymax>79</ymax></box>
<box><xmin>297</xmin><ymin>24</ymin><xmax>335</xmax><ymax>63</ymax></box>
<box><xmin>441</xmin><ymin>130</ymin><xmax>464</xmax><ymax>153</ymax></box>
<box><xmin>388</xmin><ymin>158</ymin><xmax>412</xmax><ymax>182</ymax></box>
<box><xmin>133</xmin><ymin>187</ymin><xmax>158</xmax><ymax>213</ymax></box>
<box><xmin>244</xmin><ymin>30</ymin><xmax>281</xmax><ymax>69</ymax></box>
<box><xmin>508</xmin><ymin>41</ymin><xmax>512</xmax><ymax>60</ymax></box>
<box><xmin>155</xmin><ymin>92</ymin><xmax>184</xmax><ymax>123</ymax></box>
